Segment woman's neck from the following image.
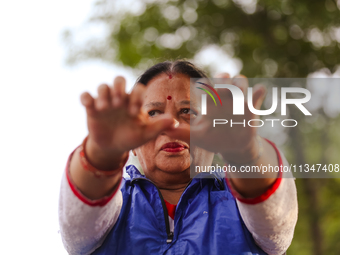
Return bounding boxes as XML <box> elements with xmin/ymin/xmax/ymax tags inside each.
<box><xmin>159</xmin><ymin>185</ymin><xmax>187</xmax><ymax>205</ymax></box>
<box><xmin>144</xmin><ymin>168</ymin><xmax>191</xmax><ymax>204</ymax></box>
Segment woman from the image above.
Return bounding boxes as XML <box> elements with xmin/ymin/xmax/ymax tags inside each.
<box><xmin>59</xmin><ymin>60</ymin><xmax>297</xmax><ymax>254</ymax></box>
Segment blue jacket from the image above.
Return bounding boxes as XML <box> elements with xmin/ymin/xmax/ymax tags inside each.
<box><xmin>92</xmin><ymin>165</ymin><xmax>267</xmax><ymax>255</ymax></box>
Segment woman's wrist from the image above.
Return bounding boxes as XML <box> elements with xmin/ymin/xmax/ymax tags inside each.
<box><xmin>221</xmin><ymin>135</ymin><xmax>260</xmax><ymax>165</ymax></box>
<box><xmin>85</xmin><ymin>136</ymin><xmax>129</xmax><ymax>172</ymax></box>
<box><xmin>225</xmin><ymin>138</ymin><xmax>282</xmax><ymax>199</ymax></box>
<box><xmin>69</xmin><ymin>145</ymin><xmax>124</xmax><ymax>200</ymax></box>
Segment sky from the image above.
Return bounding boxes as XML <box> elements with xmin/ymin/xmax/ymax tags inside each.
<box><xmin>0</xmin><ymin>0</ymin><xmax>136</xmax><ymax>254</ymax></box>
<box><xmin>0</xmin><ymin>1</ymin><xmax>242</xmax><ymax>253</ymax></box>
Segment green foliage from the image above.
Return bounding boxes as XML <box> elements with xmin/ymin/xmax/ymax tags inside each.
<box><xmin>65</xmin><ymin>0</ymin><xmax>340</xmax><ymax>77</ymax></box>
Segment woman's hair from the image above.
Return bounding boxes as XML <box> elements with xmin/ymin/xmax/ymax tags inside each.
<box><xmin>136</xmin><ymin>60</ymin><xmax>208</xmax><ymax>86</ymax></box>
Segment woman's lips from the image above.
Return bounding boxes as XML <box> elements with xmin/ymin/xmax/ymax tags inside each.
<box><xmin>161</xmin><ymin>142</ymin><xmax>187</xmax><ymax>153</ymax></box>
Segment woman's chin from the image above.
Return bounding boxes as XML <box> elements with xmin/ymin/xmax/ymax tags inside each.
<box><xmin>156</xmin><ymin>160</ymin><xmax>190</xmax><ymax>174</ymax></box>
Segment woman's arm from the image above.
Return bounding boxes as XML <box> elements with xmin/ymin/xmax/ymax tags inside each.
<box><xmin>226</xmin><ymin>147</ymin><xmax>298</xmax><ymax>255</ymax></box>
<box><xmin>59</xmin><ymin>76</ymin><xmax>174</xmax><ymax>254</ymax></box>
<box><xmin>69</xmin><ymin>76</ymin><xmax>173</xmax><ymax>199</ymax></box>
<box><xmin>69</xmin><ymin>145</ymin><xmax>125</xmax><ymax>200</ymax></box>
<box><xmin>187</xmin><ymin>73</ymin><xmax>297</xmax><ymax>253</ymax></box>
<box><xmin>59</xmin><ymin>150</ymin><xmax>124</xmax><ymax>255</ymax></box>
<box><xmin>223</xmin><ymin>137</ymin><xmax>279</xmax><ymax>198</ymax></box>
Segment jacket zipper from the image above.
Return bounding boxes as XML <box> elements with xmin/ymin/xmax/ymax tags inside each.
<box><xmin>131</xmin><ymin>175</ymin><xmax>223</xmax><ymax>244</ymax></box>
<box><xmin>131</xmin><ymin>178</ymin><xmax>174</xmax><ymax>243</ymax></box>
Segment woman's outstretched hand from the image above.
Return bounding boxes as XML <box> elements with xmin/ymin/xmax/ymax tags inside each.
<box><xmin>189</xmin><ymin>74</ymin><xmax>278</xmax><ymax>198</ymax></box>
<box><xmin>166</xmin><ymin>73</ymin><xmax>266</xmax><ymax>164</ymax></box>
<box><xmin>80</xmin><ymin>76</ymin><xmax>174</xmax><ymax>170</ymax></box>
<box><xmin>69</xmin><ymin>76</ymin><xmax>176</xmax><ymax>199</ymax></box>
<box><xmin>191</xmin><ymin>74</ymin><xmax>266</xmax><ymax>163</ymax></box>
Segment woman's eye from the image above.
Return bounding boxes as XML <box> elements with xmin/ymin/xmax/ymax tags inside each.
<box><xmin>181</xmin><ymin>108</ymin><xmax>197</xmax><ymax>116</ymax></box>
<box><xmin>148</xmin><ymin>110</ymin><xmax>161</xmax><ymax>117</ymax></box>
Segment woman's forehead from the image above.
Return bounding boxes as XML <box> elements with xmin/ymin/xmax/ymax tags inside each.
<box><xmin>143</xmin><ymin>73</ymin><xmax>201</xmax><ymax>106</ymax></box>
<box><xmin>145</xmin><ymin>73</ymin><xmax>191</xmax><ymax>95</ymax></box>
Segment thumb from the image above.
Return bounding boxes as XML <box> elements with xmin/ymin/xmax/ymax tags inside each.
<box><xmin>166</xmin><ymin>125</ymin><xmax>190</xmax><ymax>144</ymax></box>
<box><xmin>165</xmin><ymin>121</ymin><xmax>207</xmax><ymax>145</ymax></box>
<box><xmin>252</xmin><ymin>84</ymin><xmax>266</xmax><ymax>110</ymax></box>
<box><xmin>142</xmin><ymin>114</ymin><xmax>174</xmax><ymax>141</ymax></box>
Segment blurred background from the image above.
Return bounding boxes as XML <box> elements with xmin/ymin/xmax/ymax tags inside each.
<box><xmin>1</xmin><ymin>0</ymin><xmax>340</xmax><ymax>254</ymax></box>
<box><xmin>63</xmin><ymin>1</ymin><xmax>340</xmax><ymax>253</ymax></box>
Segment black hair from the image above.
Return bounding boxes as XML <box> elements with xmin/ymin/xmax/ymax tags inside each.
<box><xmin>136</xmin><ymin>60</ymin><xmax>208</xmax><ymax>86</ymax></box>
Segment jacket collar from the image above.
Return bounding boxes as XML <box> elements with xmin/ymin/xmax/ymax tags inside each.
<box><xmin>126</xmin><ymin>165</ymin><xmax>145</xmax><ymax>180</ymax></box>
<box><xmin>125</xmin><ymin>164</ymin><xmax>225</xmax><ymax>190</ymax></box>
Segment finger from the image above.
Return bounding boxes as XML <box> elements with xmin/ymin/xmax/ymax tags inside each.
<box><xmin>166</xmin><ymin>125</ymin><xmax>190</xmax><ymax>144</ymax></box>
<box><xmin>252</xmin><ymin>84</ymin><xmax>266</xmax><ymax>110</ymax></box>
<box><xmin>232</xmin><ymin>74</ymin><xmax>248</xmax><ymax>93</ymax></box>
<box><xmin>166</xmin><ymin>121</ymin><xmax>209</xmax><ymax>146</ymax></box>
<box><xmin>142</xmin><ymin>114</ymin><xmax>174</xmax><ymax>141</ymax></box>
<box><xmin>166</xmin><ymin>114</ymin><xmax>209</xmax><ymax>143</ymax></box>
<box><xmin>215</xmin><ymin>73</ymin><xmax>231</xmax><ymax>79</ymax></box>
<box><xmin>80</xmin><ymin>92</ymin><xmax>95</xmax><ymax>114</ymax></box>
<box><xmin>95</xmin><ymin>84</ymin><xmax>111</xmax><ymax>111</ymax></box>
<box><xmin>80</xmin><ymin>92</ymin><xmax>94</xmax><ymax>108</ymax></box>
<box><xmin>214</xmin><ymin>73</ymin><xmax>233</xmax><ymax>99</ymax></box>
<box><xmin>129</xmin><ymin>83</ymin><xmax>146</xmax><ymax>116</ymax></box>
<box><xmin>111</xmin><ymin>76</ymin><xmax>127</xmax><ymax>107</ymax></box>
<box><xmin>189</xmin><ymin>120</ymin><xmax>211</xmax><ymax>145</ymax></box>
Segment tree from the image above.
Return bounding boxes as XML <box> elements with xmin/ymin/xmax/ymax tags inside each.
<box><xmin>63</xmin><ymin>0</ymin><xmax>340</xmax><ymax>254</ymax></box>
<box><xmin>64</xmin><ymin>0</ymin><xmax>340</xmax><ymax>77</ymax></box>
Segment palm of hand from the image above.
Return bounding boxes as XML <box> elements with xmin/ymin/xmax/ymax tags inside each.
<box><xmin>190</xmin><ymin>75</ymin><xmax>265</xmax><ymax>158</ymax></box>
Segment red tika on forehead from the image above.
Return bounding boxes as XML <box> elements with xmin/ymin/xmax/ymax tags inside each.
<box><xmin>169</xmin><ymin>74</ymin><xmax>172</xmax><ymax>79</ymax></box>
<box><xmin>167</xmin><ymin>96</ymin><xmax>172</xmax><ymax>100</ymax></box>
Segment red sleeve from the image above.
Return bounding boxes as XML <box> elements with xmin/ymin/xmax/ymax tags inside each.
<box><xmin>65</xmin><ymin>147</ymin><xmax>123</xmax><ymax>207</ymax></box>
<box><xmin>225</xmin><ymin>139</ymin><xmax>283</xmax><ymax>205</ymax></box>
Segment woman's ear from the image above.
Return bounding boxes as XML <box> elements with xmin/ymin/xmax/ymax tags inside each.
<box><xmin>132</xmin><ymin>150</ymin><xmax>137</xmax><ymax>156</ymax></box>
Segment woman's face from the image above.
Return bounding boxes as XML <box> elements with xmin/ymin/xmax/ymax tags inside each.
<box><xmin>135</xmin><ymin>73</ymin><xmax>214</xmax><ymax>183</ymax></box>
